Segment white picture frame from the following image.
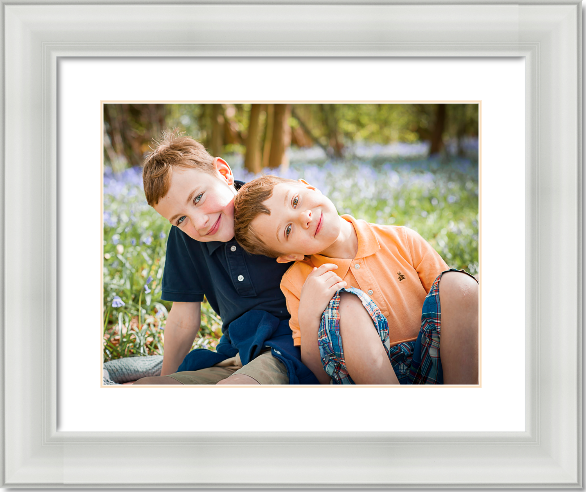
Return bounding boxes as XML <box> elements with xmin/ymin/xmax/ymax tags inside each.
<box><xmin>3</xmin><ymin>0</ymin><xmax>581</xmax><ymax>487</ymax></box>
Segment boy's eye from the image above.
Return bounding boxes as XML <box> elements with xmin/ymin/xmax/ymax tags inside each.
<box><xmin>175</xmin><ymin>193</ymin><xmax>203</xmax><ymax>226</ymax></box>
<box><xmin>285</xmin><ymin>224</ymin><xmax>292</xmax><ymax>238</ymax></box>
<box><xmin>292</xmin><ymin>195</ymin><xmax>299</xmax><ymax>208</ymax></box>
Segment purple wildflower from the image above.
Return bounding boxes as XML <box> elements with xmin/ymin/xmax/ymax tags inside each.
<box><xmin>155</xmin><ymin>305</ymin><xmax>168</xmax><ymax>319</ymax></box>
<box><xmin>144</xmin><ymin>276</ymin><xmax>153</xmax><ymax>294</ymax></box>
<box><xmin>112</xmin><ymin>296</ymin><xmax>125</xmax><ymax>308</ymax></box>
<box><xmin>103</xmin><ymin>211</ymin><xmax>117</xmax><ymax>228</ymax></box>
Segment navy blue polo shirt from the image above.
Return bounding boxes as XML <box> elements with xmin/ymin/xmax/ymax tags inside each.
<box><xmin>160</xmin><ymin>184</ymin><xmax>291</xmax><ymax>331</ymax></box>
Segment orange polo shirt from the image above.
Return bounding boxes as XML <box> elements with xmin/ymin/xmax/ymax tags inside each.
<box><xmin>280</xmin><ymin>215</ymin><xmax>449</xmax><ymax>347</ymax></box>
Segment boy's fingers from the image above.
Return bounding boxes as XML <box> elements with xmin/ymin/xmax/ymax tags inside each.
<box><xmin>327</xmin><ymin>273</ymin><xmax>343</xmax><ymax>283</ymax></box>
<box><xmin>312</xmin><ymin>264</ymin><xmax>338</xmax><ymax>276</ymax></box>
<box><xmin>328</xmin><ymin>280</ymin><xmax>347</xmax><ymax>293</ymax></box>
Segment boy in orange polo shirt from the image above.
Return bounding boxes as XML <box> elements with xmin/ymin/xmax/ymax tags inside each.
<box><xmin>234</xmin><ymin>175</ymin><xmax>479</xmax><ymax>385</ymax></box>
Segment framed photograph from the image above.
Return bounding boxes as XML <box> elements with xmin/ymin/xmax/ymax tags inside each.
<box><xmin>100</xmin><ymin>101</ymin><xmax>481</xmax><ymax>387</ymax></box>
<box><xmin>69</xmin><ymin>62</ymin><xmax>511</xmax><ymax>435</ymax></box>
<box><xmin>3</xmin><ymin>1</ymin><xmax>581</xmax><ymax>487</ymax></box>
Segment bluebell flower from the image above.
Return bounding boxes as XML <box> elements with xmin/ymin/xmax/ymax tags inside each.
<box><xmin>131</xmin><ymin>238</ymin><xmax>136</xmax><ymax>246</ymax></box>
<box><xmin>142</xmin><ymin>236</ymin><xmax>152</xmax><ymax>246</ymax></box>
<box><xmin>155</xmin><ymin>304</ymin><xmax>168</xmax><ymax>319</ymax></box>
<box><xmin>159</xmin><ymin>232</ymin><xmax>166</xmax><ymax>239</ymax></box>
<box><xmin>143</xmin><ymin>276</ymin><xmax>153</xmax><ymax>294</ymax></box>
<box><xmin>112</xmin><ymin>296</ymin><xmax>125</xmax><ymax>308</ymax></box>
<box><xmin>103</xmin><ymin>211</ymin><xmax>117</xmax><ymax>228</ymax></box>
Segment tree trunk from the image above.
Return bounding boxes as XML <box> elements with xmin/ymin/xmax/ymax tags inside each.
<box><xmin>429</xmin><ymin>104</ymin><xmax>446</xmax><ymax>155</ymax></box>
<box><xmin>244</xmin><ymin>104</ymin><xmax>263</xmax><ymax>174</ymax></box>
<box><xmin>223</xmin><ymin>104</ymin><xmax>242</xmax><ymax>145</ymax></box>
<box><xmin>320</xmin><ymin>104</ymin><xmax>344</xmax><ymax>158</ymax></box>
<box><xmin>197</xmin><ymin>105</ymin><xmax>210</xmax><ymax>149</ymax></box>
<box><xmin>291</xmin><ymin>125</ymin><xmax>310</xmax><ymax>147</ymax></box>
<box><xmin>262</xmin><ymin>104</ymin><xmax>274</xmax><ymax>169</ymax></box>
<box><xmin>103</xmin><ymin>127</ymin><xmax>119</xmax><ymax>169</ymax></box>
<box><xmin>268</xmin><ymin>104</ymin><xmax>291</xmax><ymax>169</ymax></box>
<box><xmin>103</xmin><ymin>103</ymin><xmax>169</xmax><ymax>169</ymax></box>
<box><xmin>291</xmin><ymin>106</ymin><xmax>329</xmax><ymax>155</ymax></box>
<box><xmin>329</xmin><ymin>106</ymin><xmax>344</xmax><ymax>158</ymax></box>
<box><xmin>320</xmin><ymin>104</ymin><xmax>344</xmax><ymax>157</ymax></box>
<box><xmin>211</xmin><ymin>104</ymin><xmax>223</xmax><ymax>157</ymax></box>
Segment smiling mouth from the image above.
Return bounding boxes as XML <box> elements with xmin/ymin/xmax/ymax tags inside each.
<box><xmin>205</xmin><ymin>216</ymin><xmax>221</xmax><ymax>236</ymax></box>
<box><xmin>314</xmin><ymin>212</ymin><xmax>323</xmax><ymax>237</ymax></box>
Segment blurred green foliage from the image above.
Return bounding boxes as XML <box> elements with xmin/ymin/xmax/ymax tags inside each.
<box><xmin>105</xmin><ymin>103</ymin><xmax>479</xmax><ymax>171</ymax></box>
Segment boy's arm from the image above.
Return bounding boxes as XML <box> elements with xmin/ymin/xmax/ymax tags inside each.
<box><xmin>281</xmin><ymin>285</ymin><xmax>329</xmax><ymax>382</ymax></box>
<box><xmin>283</xmin><ymin>264</ymin><xmax>346</xmax><ymax>384</ymax></box>
<box><xmin>160</xmin><ymin>301</ymin><xmax>202</xmax><ymax>376</ymax></box>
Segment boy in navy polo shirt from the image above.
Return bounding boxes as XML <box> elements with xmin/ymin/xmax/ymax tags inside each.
<box><xmin>134</xmin><ymin>132</ymin><xmax>317</xmax><ymax>385</ymax></box>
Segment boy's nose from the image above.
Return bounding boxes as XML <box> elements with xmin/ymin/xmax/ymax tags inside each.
<box><xmin>196</xmin><ymin>213</ymin><xmax>209</xmax><ymax>232</ymax></box>
<box><xmin>300</xmin><ymin>209</ymin><xmax>312</xmax><ymax>228</ymax></box>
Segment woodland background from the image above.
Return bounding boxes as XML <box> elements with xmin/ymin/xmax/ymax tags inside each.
<box><xmin>103</xmin><ymin>103</ymin><xmax>479</xmax><ymax>361</ymax></box>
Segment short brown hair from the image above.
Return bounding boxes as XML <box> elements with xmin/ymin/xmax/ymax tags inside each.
<box><xmin>142</xmin><ymin>130</ymin><xmax>216</xmax><ymax>206</ymax></box>
<box><xmin>234</xmin><ymin>175</ymin><xmax>299</xmax><ymax>257</ymax></box>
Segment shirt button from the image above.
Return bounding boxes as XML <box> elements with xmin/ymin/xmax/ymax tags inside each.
<box><xmin>355</xmin><ymin>264</ymin><xmax>360</xmax><ymax>269</ymax></box>
<box><xmin>367</xmin><ymin>290</ymin><xmax>373</xmax><ymax>296</ymax></box>
<box><xmin>237</xmin><ymin>275</ymin><xmax>244</xmax><ymax>281</ymax></box>
<box><xmin>230</xmin><ymin>245</ymin><xmax>237</xmax><ymax>252</ymax></box>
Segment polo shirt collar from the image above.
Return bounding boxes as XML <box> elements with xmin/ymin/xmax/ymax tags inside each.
<box><xmin>206</xmin><ymin>240</ymin><xmax>226</xmax><ymax>255</ymax></box>
<box><xmin>304</xmin><ymin>215</ymin><xmax>380</xmax><ymax>277</ymax></box>
<box><xmin>344</xmin><ymin>215</ymin><xmax>380</xmax><ymax>258</ymax></box>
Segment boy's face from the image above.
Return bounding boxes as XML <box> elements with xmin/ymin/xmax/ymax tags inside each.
<box><xmin>250</xmin><ymin>181</ymin><xmax>341</xmax><ymax>261</ymax></box>
<box><xmin>154</xmin><ymin>158</ymin><xmax>237</xmax><ymax>243</ymax></box>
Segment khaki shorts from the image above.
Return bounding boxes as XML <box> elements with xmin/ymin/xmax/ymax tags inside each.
<box><xmin>167</xmin><ymin>350</ymin><xmax>289</xmax><ymax>385</ymax></box>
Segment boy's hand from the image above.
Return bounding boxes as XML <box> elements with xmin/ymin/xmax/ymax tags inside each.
<box><xmin>298</xmin><ymin>264</ymin><xmax>346</xmax><ymax>328</ymax></box>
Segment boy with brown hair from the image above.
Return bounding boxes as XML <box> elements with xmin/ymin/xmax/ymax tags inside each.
<box><xmin>234</xmin><ymin>175</ymin><xmax>479</xmax><ymax>385</ymax></box>
<box><xmin>134</xmin><ymin>133</ymin><xmax>318</xmax><ymax>385</ymax></box>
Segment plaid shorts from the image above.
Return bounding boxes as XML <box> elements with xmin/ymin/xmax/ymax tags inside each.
<box><xmin>317</xmin><ymin>269</ymin><xmax>475</xmax><ymax>385</ymax></box>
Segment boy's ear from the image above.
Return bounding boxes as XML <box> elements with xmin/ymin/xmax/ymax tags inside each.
<box><xmin>276</xmin><ymin>253</ymin><xmax>305</xmax><ymax>264</ymax></box>
<box><xmin>214</xmin><ymin>157</ymin><xmax>234</xmax><ymax>185</ymax></box>
<box><xmin>298</xmin><ymin>179</ymin><xmax>316</xmax><ymax>191</ymax></box>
